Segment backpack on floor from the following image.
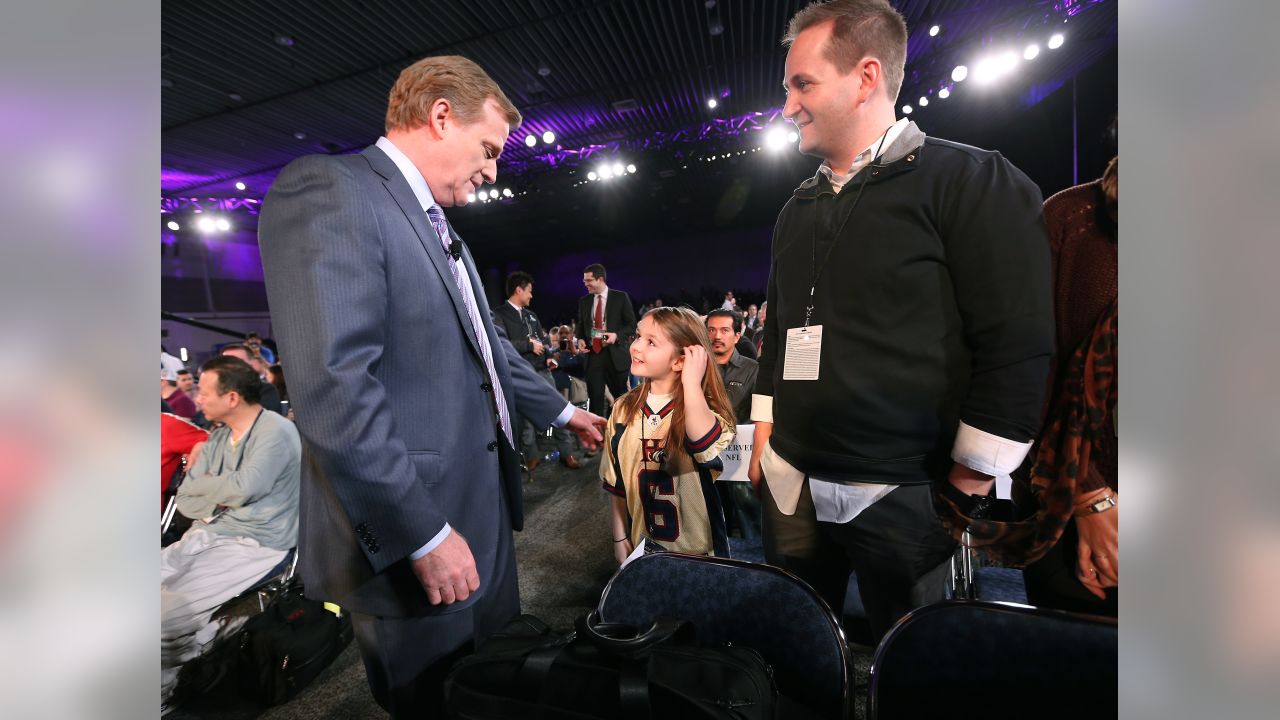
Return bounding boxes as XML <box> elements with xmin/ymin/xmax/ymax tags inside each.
<box><xmin>236</xmin><ymin>584</ymin><xmax>353</xmax><ymax>705</ymax></box>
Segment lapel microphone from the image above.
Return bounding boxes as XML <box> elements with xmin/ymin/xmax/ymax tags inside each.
<box><xmin>448</xmin><ymin>239</ymin><xmax>462</xmax><ymax>261</ymax></box>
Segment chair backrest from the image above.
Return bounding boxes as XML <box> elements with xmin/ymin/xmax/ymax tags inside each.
<box><xmin>597</xmin><ymin>552</ymin><xmax>849</xmax><ymax>718</ymax></box>
<box><xmin>869</xmin><ymin>600</ymin><xmax>1117</xmax><ymax>719</ymax></box>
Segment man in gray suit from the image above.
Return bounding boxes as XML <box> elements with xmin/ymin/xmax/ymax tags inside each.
<box><xmin>258</xmin><ymin>55</ymin><xmax>606</xmax><ymax>717</ymax></box>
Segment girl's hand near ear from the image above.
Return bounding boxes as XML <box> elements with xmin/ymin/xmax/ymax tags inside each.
<box><xmin>681</xmin><ymin>345</ymin><xmax>709</xmax><ymax>390</ymax></box>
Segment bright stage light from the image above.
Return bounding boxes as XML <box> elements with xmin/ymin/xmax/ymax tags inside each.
<box><xmin>951</xmin><ymin>65</ymin><xmax>968</xmax><ymax>82</ymax></box>
<box><xmin>938</xmin><ymin>87</ymin><xmax>950</xmax><ymax>99</ymax></box>
<box><xmin>167</xmin><ymin>221</ymin><xmax>180</xmax><ymax>231</ymax></box>
<box><xmin>599</xmin><ymin>165</ymin><xmax>613</xmax><ymax>179</ymax></box>
<box><xmin>588</xmin><ymin>171</ymin><xmax>598</xmax><ymax>181</ymax></box>
<box><xmin>929</xmin><ymin>25</ymin><xmax>940</xmax><ymax>37</ymax></box>
<box><xmin>973</xmin><ymin>57</ymin><xmax>999</xmax><ymax>84</ymax></box>
<box><xmin>612</xmin><ymin>162</ymin><xmax>624</xmax><ymax>177</ymax></box>
<box><xmin>235</xmin><ymin>181</ymin><xmax>246</xmax><ymax>191</ymax></box>
<box><xmin>901</xmin><ymin>104</ymin><xmax>913</xmax><ymax>114</ymax></box>
<box><xmin>216</xmin><ymin>218</ymin><xmax>231</xmax><ymax>231</ymax></box>
<box><xmin>918</xmin><ymin>96</ymin><xmax>928</xmax><ymax>107</ymax></box>
<box><xmin>1024</xmin><ymin>43</ymin><xmax>1040</xmax><ymax>60</ymax></box>
<box><xmin>197</xmin><ymin>217</ymin><xmax>216</xmax><ymax>233</ymax></box>
<box><xmin>525</xmin><ymin>135</ymin><xmax>538</xmax><ymax>147</ymax></box>
<box><xmin>765</xmin><ymin>126</ymin><xmax>788</xmax><ymax>149</ymax></box>
<box><xmin>626</xmin><ymin>163</ymin><xmax>637</xmax><ymax>174</ymax></box>
<box><xmin>707</xmin><ymin>98</ymin><xmax>718</xmax><ymax>109</ymax></box>
<box><xmin>502</xmin><ymin>188</ymin><xmax>513</xmax><ymax>198</ymax></box>
<box><xmin>542</xmin><ymin>130</ymin><xmax>556</xmax><ymax>144</ymax></box>
<box><xmin>467</xmin><ymin>192</ymin><xmax>476</xmax><ymax>202</ymax></box>
<box><xmin>997</xmin><ymin>51</ymin><xmax>1019</xmax><ymax>74</ymax></box>
<box><xmin>1048</xmin><ymin>33</ymin><xmax>1064</xmax><ymax>49</ymax></box>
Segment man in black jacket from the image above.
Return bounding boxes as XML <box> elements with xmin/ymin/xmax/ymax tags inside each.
<box><xmin>577</xmin><ymin>263</ymin><xmax>637</xmax><ymax>417</ymax></box>
<box><xmin>493</xmin><ymin>272</ymin><xmax>582</xmax><ymax>471</ymax></box>
<box><xmin>747</xmin><ymin>0</ymin><xmax>1054</xmax><ymax>640</ymax></box>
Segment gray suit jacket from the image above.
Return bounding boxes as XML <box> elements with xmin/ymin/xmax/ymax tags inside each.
<box><xmin>258</xmin><ymin>144</ymin><xmax>568</xmax><ymax>617</ymax></box>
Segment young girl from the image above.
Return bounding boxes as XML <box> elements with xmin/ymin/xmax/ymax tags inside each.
<box><xmin>602</xmin><ymin>307</ymin><xmax>736</xmax><ymax>564</ymax></box>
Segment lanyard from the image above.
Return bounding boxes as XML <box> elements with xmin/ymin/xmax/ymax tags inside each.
<box><xmin>803</xmin><ymin>128</ymin><xmax>891</xmax><ymax>329</ymax></box>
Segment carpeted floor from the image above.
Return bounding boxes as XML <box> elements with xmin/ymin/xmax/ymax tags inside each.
<box><xmin>170</xmin><ymin>448</ymin><xmax>876</xmax><ymax>719</ymax></box>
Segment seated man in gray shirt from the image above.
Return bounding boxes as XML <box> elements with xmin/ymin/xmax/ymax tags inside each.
<box><xmin>706</xmin><ymin>309</ymin><xmax>762</xmax><ymax>540</ymax></box>
<box><xmin>161</xmin><ymin>355</ymin><xmax>301</xmax><ymax>705</ymax></box>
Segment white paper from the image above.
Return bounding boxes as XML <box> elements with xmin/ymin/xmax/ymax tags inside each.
<box><xmin>622</xmin><ymin>538</ymin><xmax>645</xmax><ymax>567</ymax></box>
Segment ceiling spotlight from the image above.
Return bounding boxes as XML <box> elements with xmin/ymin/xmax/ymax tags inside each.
<box><xmin>902</xmin><ymin>104</ymin><xmax>913</xmax><ymax>115</ymax></box>
<box><xmin>228</xmin><ymin>92</ymin><xmax>243</xmax><ymax>102</ymax></box>
<box><xmin>626</xmin><ymin>163</ymin><xmax>637</xmax><ymax>174</ymax></box>
<box><xmin>1024</xmin><ymin>43</ymin><xmax>1040</xmax><ymax>60</ymax></box>
<box><xmin>542</xmin><ymin>130</ymin><xmax>555</xmax><ymax>144</ymax></box>
<box><xmin>786</xmin><ymin>130</ymin><xmax>798</xmax><ymax>143</ymax></box>
<box><xmin>929</xmin><ymin>25</ymin><xmax>941</xmax><ymax>37</ymax></box>
<box><xmin>588</xmin><ymin>171</ymin><xmax>598</xmax><ymax>181</ymax></box>
<box><xmin>525</xmin><ymin>135</ymin><xmax>538</xmax><ymax>148</ymax></box>
<box><xmin>707</xmin><ymin>98</ymin><xmax>718</xmax><ymax>109</ymax></box>
<box><xmin>973</xmin><ymin>57</ymin><xmax>999</xmax><ymax>84</ymax></box>
<box><xmin>938</xmin><ymin>87</ymin><xmax>950</xmax><ymax>99</ymax></box>
<box><xmin>467</xmin><ymin>192</ymin><xmax>476</xmax><ymax>203</ymax></box>
<box><xmin>537</xmin><ymin>65</ymin><xmax>552</xmax><ymax>77</ymax></box>
<box><xmin>293</xmin><ymin>131</ymin><xmax>307</xmax><ymax>140</ymax></box>
<box><xmin>215</xmin><ymin>218</ymin><xmax>231</xmax><ymax>231</ymax></box>
<box><xmin>997</xmin><ymin>50</ymin><xmax>1019</xmax><ymax>74</ymax></box>
<box><xmin>197</xmin><ymin>217</ymin><xmax>216</xmax><ymax>233</ymax></box>
<box><xmin>1048</xmin><ymin>33</ymin><xmax>1064</xmax><ymax>49</ymax></box>
<box><xmin>167</xmin><ymin>221</ymin><xmax>180</xmax><ymax>231</ymax></box>
<box><xmin>765</xmin><ymin>126</ymin><xmax>788</xmax><ymax>149</ymax></box>
<box><xmin>501</xmin><ymin>188</ymin><xmax>513</xmax><ymax>198</ymax></box>
<box><xmin>274</xmin><ymin>35</ymin><xmax>296</xmax><ymax>48</ymax></box>
<box><xmin>235</xmin><ymin>181</ymin><xmax>246</xmax><ymax>191</ymax></box>
<box><xmin>951</xmin><ymin>65</ymin><xmax>968</xmax><ymax>82</ymax></box>
<box><xmin>918</xmin><ymin>96</ymin><xmax>929</xmax><ymax>107</ymax></box>
<box><xmin>599</xmin><ymin>165</ymin><xmax>613</xmax><ymax>179</ymax></box>
<box><xmin>612</xmin><ymin>162</ymin><xmax>624</xmax><ymax>177</ymax></box>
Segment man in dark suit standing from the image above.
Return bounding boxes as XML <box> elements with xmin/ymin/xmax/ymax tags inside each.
<box><xmin>577</xmin><ymin>263</ymin><xmax>637</xmax><ymax>417</ymax></box>
<box><xmin>258</xmin><ymin>55</ymin><xmax>605</xmax><ymax>718</ymax></box>
<box><xmin>493</xmin><ymin>271</ymin><xmax>582</xmax><ymax>471</ymax></box>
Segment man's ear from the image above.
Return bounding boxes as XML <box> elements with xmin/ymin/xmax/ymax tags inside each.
<box><xmin>428</xmin><ymin>98</ymin><xmax>453</xmax><ymax>139</ymax></box>
<box><xmin>856</xmin><ymin>57</ymin><xmax>883</xmax><ymax>104</ymax></box>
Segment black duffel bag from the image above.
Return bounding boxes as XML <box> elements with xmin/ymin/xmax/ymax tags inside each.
<box><xmin>445</xmin><ymin>611</ymin><xmax>795</xmax><ymax>720</ymax></box>
<box><xmin>236</xmin><ymin>586</ymin><xmax>353</xmax><ymax>705</ymax></box>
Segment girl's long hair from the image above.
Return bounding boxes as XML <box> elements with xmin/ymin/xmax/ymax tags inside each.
<box><xmin>614</xmin><ymin>307</ymin><xmax>736</xmax><ymax>463</ymax></box>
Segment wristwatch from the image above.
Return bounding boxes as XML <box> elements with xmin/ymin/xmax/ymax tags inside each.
<box><xmin>1080</xmin><ymin>495</ymin><xmax>1117</xmax><ymax>514</ymax></box>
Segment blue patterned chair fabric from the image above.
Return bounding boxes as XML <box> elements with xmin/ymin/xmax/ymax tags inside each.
<box><xmin>597</xmin><ymin>552</ymin><xmax>850</xmax><ymax>718</ymax></box>
<box><xmin>869</xmin><ymin>600</ymin><xmax>1117</xmax><ymax>719</ymax></box>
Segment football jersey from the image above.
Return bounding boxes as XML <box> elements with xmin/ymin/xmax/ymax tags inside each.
<box><xmin>602</xmin><ymin>392</ymin><xmax>734</xmax><ymax>556</ymax></box>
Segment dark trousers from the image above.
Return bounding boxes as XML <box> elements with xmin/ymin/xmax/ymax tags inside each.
<box><xmin>1023</xmin><ymin>517</ymin><xmax>1118</xmax><ymax>616</ymax></box>
<box><xmin>350</xmin><ymin>498</ymin><xmax>520</xmax><ymax>718</ymax></box>
<box><xmin>585</xmin><ymin>349</ymin><xmax>629</xmax><ymax>417</ymax></box>
<box><xmin>761</xmin><ymin>478</ymin><xmax>956</xmax><ymax>641</ymax></box>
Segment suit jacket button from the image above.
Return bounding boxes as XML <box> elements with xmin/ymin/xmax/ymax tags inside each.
<box><xmin>487</xmin><ymin>441</ymin><xmax>498</xmax><ymax>451</ymax></box>
<box><xmin>369</xmin><ymin>542</ymin><xmax>380</xmax><ymax>553</ymax></box>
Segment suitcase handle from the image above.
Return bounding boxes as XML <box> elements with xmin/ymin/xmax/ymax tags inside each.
<box><xmin>576</xmin><ymin>611</ymin><xmax>689</xmax><ymax>658</ymax></box>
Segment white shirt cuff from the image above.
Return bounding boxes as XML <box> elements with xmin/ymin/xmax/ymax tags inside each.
<box><xmin>950</xmin><ymin>422</ymin><xmax>1032</xmax><ymax>477</ymax></box>
<box><xmin>552</xmin><ymin>402</ymin><xmax>575</xmax><ymax>427</ymax></box>
<box><xmin>749</xmin><ymin>394</ymin><xmax>774</xmax><ymax>423</ymax></box>
<box><xmin>408</xmin><ymin>524</ymin><xmax>452</xmax><ymax>561</ymax></box>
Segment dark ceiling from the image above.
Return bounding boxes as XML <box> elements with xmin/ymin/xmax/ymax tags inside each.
<box><xmin>162</xmin><ymin>0</ymin><xmax>1117</xmax><ymax>276</ymax></box>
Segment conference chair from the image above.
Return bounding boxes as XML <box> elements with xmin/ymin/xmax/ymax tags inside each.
<box><xmin>597</xmin><ymin>552</ymin><xmax>851</xmax><ymax>719</ymax></box>
<box><xmin>868</xmin><ymin>600</ymin><xmax>1117</xmax><ymax>719</ymax></box>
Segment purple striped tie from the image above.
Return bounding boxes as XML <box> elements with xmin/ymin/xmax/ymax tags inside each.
<box><xmin>427</xmin><ymin>205</ymin><xmax>514</xmax><ymax>448</ymax></box>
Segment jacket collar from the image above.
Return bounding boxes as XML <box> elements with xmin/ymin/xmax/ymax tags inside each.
<box><xmin>794</xmin><ymin>121</ymin><xmax>927</xmax><ymax>199</ymax></box>
<box><xmin>362</xmin><ymin>143</ymin><xmax>483</xmax><ymax>362</ymax></box>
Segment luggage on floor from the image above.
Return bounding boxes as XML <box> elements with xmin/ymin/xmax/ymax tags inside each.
<box><xmin>445</xmin><ymin>612</ymin><xmax>782</xmax><ymax>719</ymax></box>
